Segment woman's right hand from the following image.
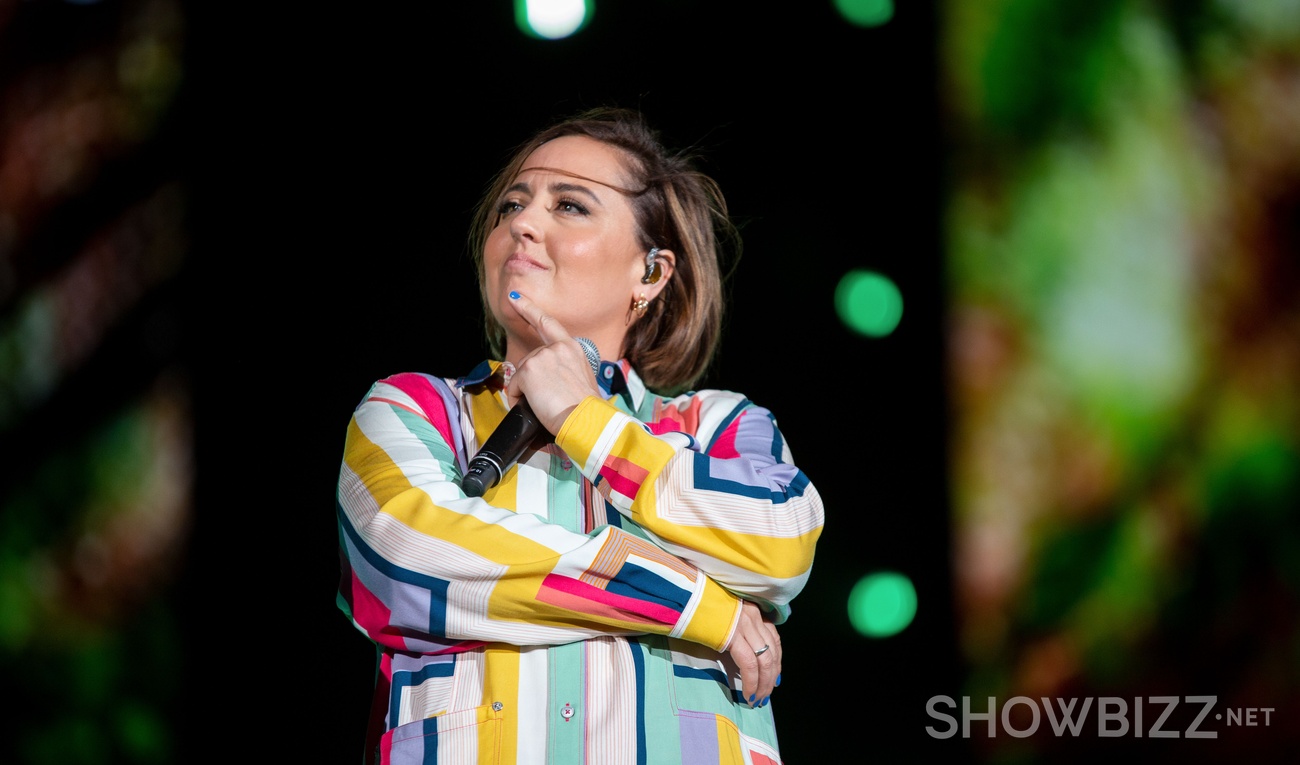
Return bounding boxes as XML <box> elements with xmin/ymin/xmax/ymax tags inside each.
<box><xmin>503</xmin><ymin>291</ymin><xmax>603</xmax><ymax>434</ymax></box>
<box><xmin>726</xmin><ymin>600</ymin><xmax>782</xmax><ymax>708</ymax></box>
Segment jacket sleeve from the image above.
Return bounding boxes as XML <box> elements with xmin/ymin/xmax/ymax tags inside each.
<box><xmin>554</xmin><ymin>390</ymin><xmax>825</xmax><ymax>621</ymax></box>
<box><xmin>336</xmin><ymin>373</ymin><xmax>743</xmax><ymax>656</ymax></box>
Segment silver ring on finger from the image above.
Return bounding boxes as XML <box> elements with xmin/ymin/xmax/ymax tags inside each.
<box><xmin>753</xmin><ymin>644</ymin><xmax>770</xmax><ymax>657</ymax></box>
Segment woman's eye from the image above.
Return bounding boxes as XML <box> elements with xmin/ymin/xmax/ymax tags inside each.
<box><xmin>555</xmin><ymin>198</ymin><xmax>589</xmax><ymax>215</ymax></box>
<box><xmin>496</xmin><ymin>199</ymin><xmax>524</xmax><ymax>216</ymax></box>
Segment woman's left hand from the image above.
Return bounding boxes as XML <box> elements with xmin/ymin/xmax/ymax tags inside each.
<box><xmin>726</xmin><ymin>600</ymin><xmax>782</xmax><ymax>708</ymax></box>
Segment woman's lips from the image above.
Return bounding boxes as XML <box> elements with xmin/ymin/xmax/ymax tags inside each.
<box><xmin>504</xmin><ymin>252</ymin><xmax>546</xmax><ymax>271</ymax></box>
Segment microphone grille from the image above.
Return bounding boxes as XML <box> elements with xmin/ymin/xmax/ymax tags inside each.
<box><xmin>575</xmin><ymin>337</ymin><xmax>601</xmax><ymax>375</ymax></box>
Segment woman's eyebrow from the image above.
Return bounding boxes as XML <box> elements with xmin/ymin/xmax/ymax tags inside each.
<box><xmin>549</xmin><ymin>180</ymin><xmax>604</xmax><ymax>206</ymax></box>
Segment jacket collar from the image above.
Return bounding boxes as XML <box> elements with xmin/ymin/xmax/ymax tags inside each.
<box><xmin>455</xmin><ymin>357</ymin><xmax>645</xmax><ymax>412</ymax></box>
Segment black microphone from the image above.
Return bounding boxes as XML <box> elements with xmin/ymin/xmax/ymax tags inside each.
<box><xmin>461</xmin><ymin>337</ymin><xmax>600</xmax><ymax>498</ymax></box>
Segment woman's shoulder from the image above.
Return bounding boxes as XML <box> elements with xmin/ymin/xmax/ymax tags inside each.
<box><xmin>355</xmin><ymin>372</ymin><xmax>465</xmax><ymax>416</ymax></box>
<box><xmin>368</xmin><ymin>371</ymin><xmax>460</xmax><ymax>395</ymax></box>
<box><xmin>655</xmin><ymin>387</ymin><xmax>760</xmax><ymax>412</ymax></box>
<box><xmin>646</xmin><ymin>387</ymin><xmax>769</xmax><ymax>438</ymax></box>
<box><xmin>366</xmin><ymin>359</ymin><xmax>500</xmax><ymax>399</ymax></box>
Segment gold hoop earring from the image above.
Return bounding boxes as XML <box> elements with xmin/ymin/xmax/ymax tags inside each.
<box><xmin>642</xmin><ymin>247</ymin><xmax>662</xmax><ymax>285</ymax></box>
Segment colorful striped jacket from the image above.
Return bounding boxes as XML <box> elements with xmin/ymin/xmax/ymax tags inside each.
<box><xmin>336</xmin><ymin>359</ymin><xmax>825</xmax><ymax>764</ymax></box>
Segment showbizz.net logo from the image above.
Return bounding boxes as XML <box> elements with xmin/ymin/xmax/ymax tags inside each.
<box><xmin>926</xmin><ymin>695</ymin><xmax>1275</xmax><ymax>739</ymax></box>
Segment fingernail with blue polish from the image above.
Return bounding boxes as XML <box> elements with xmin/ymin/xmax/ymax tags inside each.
<box><xmin>509</xmin><ymin>291</ymin><xmax>520</xmax><ymax>299</ymax></box>
<box><xmin>748</xmin><ymin>694</ymin><xmax>755</xmax><ymax>704</ymax></box>
<box><xmin>775</xmin><ymin>674</ymin><xmax>782</xmax><ymax>687</ymax></box>
<box><xmin>761</xmin><ymin>696</ymin><xmax>770</xmax><ymax>707</ymax></box>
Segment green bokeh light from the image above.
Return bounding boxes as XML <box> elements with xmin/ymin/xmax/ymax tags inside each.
<box><xmin>515</xmin><ymin>0</ymin><xmax>592</xmax><ymax>40</ymax></box>
<box><xmin>833</xmin><ymin>0</ymin><xmax>894</xmax><ymax>28</ymax></box>
<box><xmin>834</xmin><ymin>269</ymin><xmax>903</xmax><ymax>337</ymax></box>
<box><xmin>848</xmin><ymin>571</ymin><xmax>917</xmax><ymax>638</ymax></box>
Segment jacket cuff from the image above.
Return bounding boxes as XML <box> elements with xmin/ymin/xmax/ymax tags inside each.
<box><xmin>677</xmin><ymin>573</ymin><xmax>743</xmax><ymax>652</ymax></box>
<box><xmin>555</xmin><ymin>396</ymin><xmax>646</xmax><ymax>476</ymax></box>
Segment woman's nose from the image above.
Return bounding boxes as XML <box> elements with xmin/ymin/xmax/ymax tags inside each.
<box><xmin>508</xmin><ymin>203</ymin><xmax>542</xmax><ymax>242</ymax></box>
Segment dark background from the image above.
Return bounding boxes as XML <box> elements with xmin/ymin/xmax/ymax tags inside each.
<box><xmin>186</xmin><ymin>2</ymin><xmax>958</xmax><ymax>762</ymax></box>
<box><xmin>8</xmin><ymin>1</ymin><xmax>1300</xmax><ymax>763</ymax></box>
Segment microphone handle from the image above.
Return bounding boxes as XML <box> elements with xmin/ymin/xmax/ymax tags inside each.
<box><xmin>461</xmin><ymin>338</ymin><xmax>600</xmax><ymax>498</ymax></box>
<box><xmin>461</xmin><ymin>399</ymin><xmax>549</xmax><ymax>498</ymax></box>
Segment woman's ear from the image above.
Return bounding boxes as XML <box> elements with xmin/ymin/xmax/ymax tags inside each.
<box><xmin>642</xmin><ymin>248</ymin><xmax>675</xmax><ymax>300</ymax></box>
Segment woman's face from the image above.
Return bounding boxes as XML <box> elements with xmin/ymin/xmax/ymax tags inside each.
<box><xmin>484</xmin><ymin>135</ymin><xmax>648</xmax><ymax>361</ymax></box>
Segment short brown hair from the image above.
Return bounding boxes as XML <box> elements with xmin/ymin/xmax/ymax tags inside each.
<box><xmin>469</xmin><ymin>107</ymin><xmax>740</xmax><ymax>395</ymax></box>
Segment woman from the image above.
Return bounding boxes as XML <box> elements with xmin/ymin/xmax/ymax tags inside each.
<box><xmin>336</xmin><ymin>107</ymin><xmax>825</xmax><ymax>765</ymax></box>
